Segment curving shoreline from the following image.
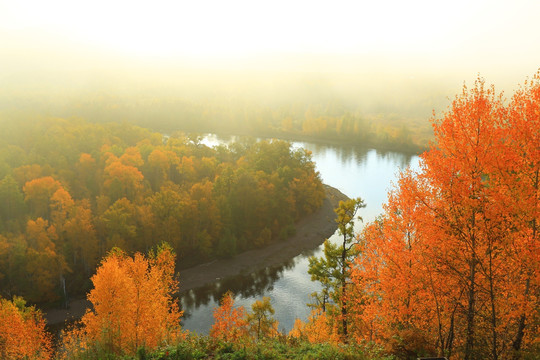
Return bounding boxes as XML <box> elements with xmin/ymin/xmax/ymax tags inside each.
<box><xmin>180</xmin><ymin>184</ymin><xmax>348</xmax><ymax>292</ymax></box>
<box><xmin>45</xmin><ymin>184</ymin><xmax>348</xmax><ymax>326</ymax></box>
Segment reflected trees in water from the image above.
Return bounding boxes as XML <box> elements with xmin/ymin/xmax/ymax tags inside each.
<box><xmin>180</xmin><ymin>258</ymin><xmax>296</xmax><ymax>321</ymax></box>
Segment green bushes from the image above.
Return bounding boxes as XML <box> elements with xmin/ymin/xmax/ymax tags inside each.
<box><xmin>61</xmin><ymin>336</ymin><xmax>393</xmax><ymax>360</ymax></box>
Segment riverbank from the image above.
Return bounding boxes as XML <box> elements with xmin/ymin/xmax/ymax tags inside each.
<box><xmin>181</xmin><ymin>128</ymin><xmax>426</xmax><ymax>155</ymax></box>
<box><xmin>180</xmin><ymin>184</ymin><xmax>348</xmax><ymax>292</ymax></box>
<box><xmin>45</xmin><ymin>184</ymin><xmax>348</xmax><ymax>326</ymax></box>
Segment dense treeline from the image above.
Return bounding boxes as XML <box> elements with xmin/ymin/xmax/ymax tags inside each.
<box><xmin>66</xmin><ymin>95</ymin><xmax>429</xmax><ymax>153</ymax></box>
<box><xmin>1</xmin><ymin>81</ymin><xmax>432</xmax><ymax>153</ymax></box>
<box><xmin>0</xmin><ymin>118</ymin><xmax>325</xmax><ymax>304</ymax></box>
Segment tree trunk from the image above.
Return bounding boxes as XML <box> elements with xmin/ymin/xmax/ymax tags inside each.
<box><xmin>512</xmin><ymin>278</ymin><xmax>530</xmax><ymax>359</ymax></box>
<box><xmin>489</xmin><ymin>247</ymin><xmax>498</xmax><ymax>360</ymax></box>
<box><xmin>464</xmin><ymin>226</ymin><xmax>477</xmax><ymax>360</ymax></box>
<box><xmin>513</xmin><ymin>169</ymin><xmax>537</xmax><ymax>358</ymax></box>
<box><xmin>446</xmin><ymin>307</ymin><xmax>456</xmax><ymax>359</ymax></box>
<box><xmin>341</xmin><ymin>233</ymin><xmax>348</xmax><ymax>340</ymax></box>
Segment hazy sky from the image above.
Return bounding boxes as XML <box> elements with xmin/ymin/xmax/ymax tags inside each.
<box><xmin>1</xmin><ymin>0</ymin><xmax>539</xmax><ymax>90</ymax></box>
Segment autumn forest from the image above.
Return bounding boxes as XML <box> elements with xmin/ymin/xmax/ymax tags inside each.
<box><xmin>0</xmin><ymin>70</ymin><xmax>539</xmax><ymax>359</ymax></box>
<box><xmin>0</xmin><ymin>117</ymin><xmax>326</xmax><ymax>302</ymax></box>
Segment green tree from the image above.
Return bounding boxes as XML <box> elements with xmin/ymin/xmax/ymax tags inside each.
<box><xmin>99</xmin><ymin>198</ymin><xmax>138</xmax><ymax>252</ymax></box>
<box><xmin>144</xmin><ymin>148</ymin><xmax>180</xmax><ymax>191</ymax></box>
<box><xmin>64</xmin><ymin>200</ymin><xmax>99</xmax><ymax>275</ymax></box>
<box><xmin>217</xmin><ymin>229</ymin><xmax>237</xmax><ymax>258</ymax></box>
<box><xmin>0</xmin><ymin>175</ymin><xmax>26</xmax><ymax>232</ymax></box>
<box><xmin>23</xmin><ymin>176</ymin><xmax>63</xmax><ymax>220</ymax></box>
<box><xmin>247</xmin><ymin>297</ymin><xmax>278</xmax><ymax>340</ymax></box>
<box><xmin>147</xmin><ymin>185</ymin><xmax>186</xmax><ymax>253</ymax></box>
<box><xmin>308</xmin><ymin>198</ymin><xmax>365</xmax><ymax>341</ymax></box>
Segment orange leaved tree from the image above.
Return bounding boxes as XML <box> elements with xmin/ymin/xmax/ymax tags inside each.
<box><xmin>351</xmin><ymin>74</ymin><xmax>539</xmax><ymax>359</ymax></box>
<box><xmin>289</xmin><ymin>309</ymin><xmax>339</xmax><ymax>344</ymax></box>
<box><xmin>210</xmin><ymin>291</ymin><xmax>248</xmax><ymax>342</ymax></box>
<box><xmin>60</xmin><ymin>243</ymin><xmax>182</xmax><ymax>357</ymax></box>
<box><xmin>0</xmin><ymin>296</ymin><xmax>52</xmax><ymax>360</ymax></box>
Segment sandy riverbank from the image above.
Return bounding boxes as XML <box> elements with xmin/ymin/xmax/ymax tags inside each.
<box><xmin>45</xmin><ymin>184</ymin><xmax>348</xmax><ymax>326</ymax></box>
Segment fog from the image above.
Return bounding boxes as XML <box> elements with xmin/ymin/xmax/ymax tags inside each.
<box><xmin>1</xmin><ymin>0</ymin><xmax>539</xmax><ymax>132</ymax></box>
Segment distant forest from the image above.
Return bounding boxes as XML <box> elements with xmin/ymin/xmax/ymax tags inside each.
<box><xmin>65</xmin><ymin>95</ymin><xmax>429</xmax><ymax>152</ymax></box>
<box><xmin>0</xmin><ymin>72</ymin><xmax>438</xmax><ymax>153</ymax></box>
<box><xmin>0</xmin><ymin>118</ymin><xmax>325</xmax><ymax>304</ymax></box>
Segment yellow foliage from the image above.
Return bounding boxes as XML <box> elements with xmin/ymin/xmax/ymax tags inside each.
<box><xmin>60</xmin><ymin>246</ymin><xmax>182</xmax><ymax>357</ymax></box>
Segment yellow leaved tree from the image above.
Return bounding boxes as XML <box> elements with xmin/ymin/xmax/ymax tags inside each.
<box><xmin>0</xmin><ymin>296</ymin><xmax>52</xmax><ymax>360</ymax></box>
<box><xmin>60</xmin><ymin>243</ymin><xmax>182</xmax><ymax>357</ymax></box>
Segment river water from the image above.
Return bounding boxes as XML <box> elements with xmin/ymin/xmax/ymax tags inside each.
<box><xmin>181</xmin><ymin>135</ymin><xmax>421</xmax><ymax>334</ymax></box>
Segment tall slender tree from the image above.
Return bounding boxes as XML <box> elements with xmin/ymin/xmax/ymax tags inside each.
<box><xmin>309</xmin><ymin>198</ymin><xmax>365</xmax><ymax>341</ymax></box>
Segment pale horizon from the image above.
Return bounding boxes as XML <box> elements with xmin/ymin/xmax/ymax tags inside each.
<box><xmin>1</xmin><ymin>0</ymin><xmax>539</xmax><ymax>123</ymax></box>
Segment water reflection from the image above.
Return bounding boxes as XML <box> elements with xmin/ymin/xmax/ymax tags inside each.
<box><xmin>306</xmin><ymin>142</ymin><xmax>370</xmax><ymax>166</ymax></box>
<box><xmin>181</xmin><ymin>258</ymin><xmax>296</xmax><ymax>313</ymax></box>
<box><xmin>203</xmin><ymin>133</ymin><xmax>417</xmax><ymax>170</ymax></box>
<box><xmin>297</xmin><ymin>141</ymin><xmax>416</xmax><ymax>170</ymax></box>
<box><xmin>181</xmin><ymin>135</ymin><xmax>420</xmax><ymax>334</ymax></box>
<box><xmin>377</xmin><ymin>149</ymin><xmax>418</xmax><ymax>169</ymax></box>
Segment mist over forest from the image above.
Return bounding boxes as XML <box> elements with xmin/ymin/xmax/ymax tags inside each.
<box><xmin>3</xmin><ymin>48</ymin><xmax>537</xmax><ymax>151</ymax></box>
<box><xmin>2</xmin><ymin>1</ymin><xmax>539</xmax><ymax>150</ymax></box>
<box><xmin>1</xmin><ymin>27</ymin><xmax>537</xmax><ymax>148</ymax></box>
<box><xmin>1</xmin><ymin>1</ymin><xmax>539</xmax><ymax>359</ymax></box>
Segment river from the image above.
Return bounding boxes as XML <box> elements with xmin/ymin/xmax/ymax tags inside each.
<box><xmin>181</xmin><ymin>135</ymin><xmax>421</xmax><ymax>334</ymax></box>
